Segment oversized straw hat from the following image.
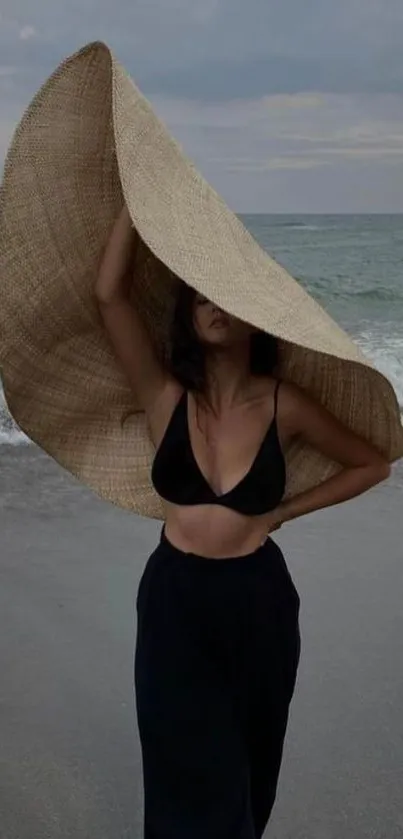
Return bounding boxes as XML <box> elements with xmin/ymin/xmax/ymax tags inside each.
<box><xmin>1</xmin><ymin>41</ymin><xmax>402</xmax><ymax>519</ymax></box>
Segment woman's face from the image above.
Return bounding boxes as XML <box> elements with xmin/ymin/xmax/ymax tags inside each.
<box><xmin>192</xmin><ymin>292</ymin><xmax>254</xmax><ymax>347</ymax></box>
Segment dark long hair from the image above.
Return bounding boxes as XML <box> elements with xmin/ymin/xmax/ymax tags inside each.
<box><xmin>168</xmin><ymin>282</ymin><xmax>279</xmax><ymax>395</ymax></box>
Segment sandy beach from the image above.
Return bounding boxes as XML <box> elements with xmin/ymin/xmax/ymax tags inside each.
<box><xmin>1</xmin><ymin>442</ymin><xmax>402</xmax><ymax>838</ymax></box>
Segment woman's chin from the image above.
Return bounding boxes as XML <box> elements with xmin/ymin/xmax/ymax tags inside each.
<box><xmin>203</xmin><ymin>329</ymin><xmax>232</xmax><ymax>346</ymax></box>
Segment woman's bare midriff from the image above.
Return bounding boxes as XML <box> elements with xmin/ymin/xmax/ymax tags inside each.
<box><xmin>162</xmin><ymin>503</ymin><xmax>275</xmax><ymax>558</ymax></box>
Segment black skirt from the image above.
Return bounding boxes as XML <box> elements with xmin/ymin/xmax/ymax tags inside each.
<box><xmin>135</xmin><ymin>526</ymin><xmax>301</xmax><ymax>839</ymax></box>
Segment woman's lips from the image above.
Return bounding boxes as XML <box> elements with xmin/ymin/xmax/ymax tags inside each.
<box><xmin>211</xmin><ymin>316</ymin><xmax>228</xmax><ymax>327</ymax></box>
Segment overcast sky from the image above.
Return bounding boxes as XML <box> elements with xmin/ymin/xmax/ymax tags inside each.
<box><xmin>1</xmin><ymin>0</ymin><xmax>403</xmax><ymax>212</ymax></box>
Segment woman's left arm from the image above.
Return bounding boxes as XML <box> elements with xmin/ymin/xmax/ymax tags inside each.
<box><xmin>276</xmin><ymin>382</ymin><xmax>391</xmax><ymax>526</ymax></box>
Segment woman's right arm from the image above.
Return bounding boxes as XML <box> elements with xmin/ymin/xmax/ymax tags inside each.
<box><xmin>94</xmin><ymin>204</ymin><xmax>178</xmax><ymax>422</ymax></box>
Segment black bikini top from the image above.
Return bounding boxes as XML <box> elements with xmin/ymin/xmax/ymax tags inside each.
<box><xmin>151</xmin><ymin>380</ymin><xmax>286</xmax><ymax>516</ymax></box>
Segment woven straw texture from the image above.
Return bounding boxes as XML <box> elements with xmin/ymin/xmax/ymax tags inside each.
<box><xmin>1</xmin><ymin>41</ymin><xmax>402</xmax><ymax>519</ymax></box>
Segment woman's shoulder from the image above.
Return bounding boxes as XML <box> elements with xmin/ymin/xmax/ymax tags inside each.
<box><xmin>263</xmin><ymin>378</ymin><xmax>319</xmax><ymax>439</ymax></box>
<box><xmin>249</xmin><ymin>374</ymin><xmax>282</xmax><ymax>400</ymax></box>
<box><xmin>273</xmin><ymin>379</ymin><xmax>314</xmax><ymax>414</ymax></box>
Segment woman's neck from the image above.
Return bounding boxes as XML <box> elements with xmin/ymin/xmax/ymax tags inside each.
<box><xmin>202</xmin><ymin>346</ymin><xmax>252</xmax><ymax>414</ymax></box>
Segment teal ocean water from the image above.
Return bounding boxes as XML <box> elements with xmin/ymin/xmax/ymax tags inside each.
<box><xmin>1</xmin><ymin>214</ymin><xmax>402</xmax><ymax>444</ymax></box>
<box><xmin>244</xmin><ymin>213</ymin><xmax>403</xmax><ymax>407</ymax></box>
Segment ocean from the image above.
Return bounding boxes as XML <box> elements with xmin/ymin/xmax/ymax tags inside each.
<box><xmin>1</xmin><ymin>213</ymin><xmax>402</xmax><ymax>444</ymax></box>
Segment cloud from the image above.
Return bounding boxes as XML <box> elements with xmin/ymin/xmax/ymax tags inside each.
<box><xmin>263</xmin><ymin>94</ymin><xmax>325</xmax><ymax>111</ymax></box>
<box><xmin>19</xmin><ymin>25</ymin><xmax>36</xmax><ymax>41</ymax></box>
<box><xmin>0</xmin><ymin>66</ymin><xmax>18</xmax><ymax>76</ymax></box>
<box><xmin>191</xmin><ymin>0</ymin><xmax>221</xmax><ymax>24</ymax></box>
<box><xmin>1</xmin><ymin>0</ymin><xmax>403</xmax><ymax>210</ymax></box>
<box><xmin>1</xmin><ymin>0</ymin><xmax>403</xmax><ymax>101</ymax></box>
<box><xmin>226</xmin><ymin>157</ymin><xmax>328</xmax><ymax>172</ymax></box>
<box><xmin>148</xmin><ymin>90</ymin><xmax>403</xmax><ymax>208</ymax></box>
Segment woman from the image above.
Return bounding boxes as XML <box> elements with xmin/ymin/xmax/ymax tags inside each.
<box><xmin>95</xmin><ymin>203</ymin><xmax>390</xmax><ymax>839</ymax></box>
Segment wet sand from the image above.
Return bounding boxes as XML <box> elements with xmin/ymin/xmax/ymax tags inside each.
<box><xmin>1</xmin><ymin>443</ymin><xmax>402</xmax><ymax>838</ymax></box>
